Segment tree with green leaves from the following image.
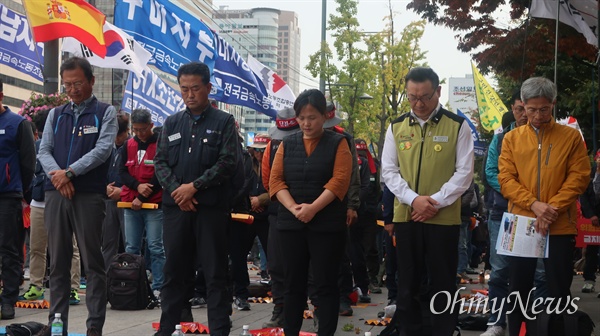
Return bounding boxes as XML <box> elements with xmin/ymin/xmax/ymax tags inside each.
<box><xmin>306</xmin><ymin>0</ymin><xmax>427</xmax><ymax>159</ymax></box>
<box><xmin>406</xmin><ymin>0</ymin><xmax>598</xmax><ymax>149</ymax></box>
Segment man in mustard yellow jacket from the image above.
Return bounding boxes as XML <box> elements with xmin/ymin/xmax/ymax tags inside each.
<box><xmin>498</xmin><ymin>77</ymin><xmax>590</xmax><ymax>336</ymax></box>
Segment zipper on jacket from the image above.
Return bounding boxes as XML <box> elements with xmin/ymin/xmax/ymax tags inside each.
<box><xmin>66</xmin><ymin>125</ymin><xmax>76</xmax><ymax>168</ymax></box>
<box><xmin>414</xmin><ymin>123</ymin><xmax>427</xmax><ymax>194</ymax></box>
<box><xmin>545</xmin><ymin>144</ymin><xmax>552</xmax><ymax>166</ymax></box>
<box><xmin>536</xmin><ymin>128</ymin><xmax>542</xmax><ymax>200</ymax></box>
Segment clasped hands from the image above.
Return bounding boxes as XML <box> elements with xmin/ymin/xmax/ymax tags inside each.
<box><xmin>289</xmin><ymin>202</ymin><xmax>318</xmax><ymax>223</ymax></box>
<box><xmin>49</xmin><ymin>169</ymin><xmax>74</xmax><ymax>199</ymax></box>
<box><xmin>531</xmin><ymin>201</ymin><xmax>558</xmax><ymax>236</ymax></box>
<box><xmin>411</xmin><ymin>195</ymin><xmax>439</xmax><ymax>222</ymax></box>
<box><xmin>172</xmin><ymin>182</ymin><xmax>198</xmax><ymax>212</ymax></box>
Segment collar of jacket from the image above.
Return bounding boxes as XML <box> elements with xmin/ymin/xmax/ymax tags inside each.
<box><xmin>527</xmin><ymin>116</ymin><xmax>556</xmax><ymax>133</ymax></box>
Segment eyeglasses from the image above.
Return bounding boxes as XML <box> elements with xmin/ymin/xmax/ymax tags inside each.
<box><xmin>406</xmin><ymin>90</ymin><xmax>437</xmax><ymax>104</ymax></box>
<box><xmin>512</xmin><ymin>106</ymin><xmax>525</xmax><ymax>113</ymax></box>
<box><xmin>62</xmin><ymin>81</ymin><xmax>84</xmax><ymax>91</ymax></box>
<box><xmin>526</xmin><ymin>106</ymin><xmax>552</xmax><ymax>115</ymax></box>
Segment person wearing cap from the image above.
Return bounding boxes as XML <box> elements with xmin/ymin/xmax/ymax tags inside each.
<box><xmin>270</xmin><ymin>89</ymin><xmax>352</xmax><ymax>336</ymax></box>
<box><xmin>320</xmin><ymin>102</ymin><xmax>362</xmax><ymax>316</ymax></box>
<box><xmin>261</xmin><ymin>107</ymin><xmax>301</xmax><ymax>328</ymax></box>
<box><xmin>229</xmin><ymin>133</ymin><xmax>270</xmax><ymax>312</ymax></box>
<box><xmin>348</xmin><ymin>139</ymin><xmax>382</xmax><ymax>303</ymax></box>
<box><xmin>381</xmin><ymin>67</ymin><xmax>474</xmax><ymax>335</ymax></box>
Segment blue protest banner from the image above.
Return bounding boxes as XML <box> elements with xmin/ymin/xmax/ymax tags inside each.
<box><xmin>457</xmin><ymin>109</ymin><xmax>486</xmax><ymax>156</ymax></box>
<box><xmin>121</xmin><ymin>68</ymin><xmax>185</xmax><ymax>126</ymax></box>
<box><xmin>0</xmin><ymin>3</ymin><xmax>44</xmax><ymax>81</ymax></box>
<box><xmin>211</xmin><ymin>32</ymin><xmax>276</xmax><ymax>119</ymax></box>
<box><xmin>114</xmin><ymin>0</ymin><xmax>215</xmax><ymax>76</ymax></box>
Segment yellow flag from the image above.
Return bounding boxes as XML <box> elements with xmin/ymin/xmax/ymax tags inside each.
<box><xmin>471</xmin><ymin>63</ymin><xmax>508</xmax><ymax>131</ymax></box>
<box><xmin>24</xmin><ymin>0</ymin><xmax>106</xmax><ymax>57</ymax></box>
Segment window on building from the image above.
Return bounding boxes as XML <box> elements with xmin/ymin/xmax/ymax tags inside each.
<box><xmin>284</xmin><ymin>32</ymin><xmax>289</xmax><ymax>37</ymax></box>
<box><xmin>284</xmin><ymin>51</ymin><xmax>288</xmax><ymax>56</ymax></box>
<box><xmin>284</xmin><ymin>38</ymin><xmax>288</xmax><ymax>43</ymax></box>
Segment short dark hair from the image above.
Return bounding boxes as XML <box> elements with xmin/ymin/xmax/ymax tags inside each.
<box><xmin>502</xmin><ymin>110</ymin><xmax>516</xmax><ymax>129</ymax></box>
<box><xmin>131</xmin><ymin>108</ymin><xmax>152</xmax><ymax>124</ymax></box>
<box><xmin>293</xmin><ymin>89</ymin><xmax>326</xmax><ymax>117</ymax></box>
<box><xmin>33</xmin><ymin>109</ymin><xmax>50</xmax><ymax>134</ymax></box>
<box><xmin>177</xmin><ymin>62</ymin><xmax>210</xmax><ymax>85</ymax></box>
<box><xmin>60</xmin><ymin>56</ymin><xmax>94</xmax><ymax>81</ymax></box>
<box><xmin>405</xmin><ymin>67</ymin><xmax>439</xmax><ymax>89</ymax></box>
<box><xmin>510</xmin><ymin>88</ymin><xmax>522</xmax><ymax>105</ymax></box>
<box><xmin>116</xmin><ymin>111</ymin><xmax>130</xmax><ymax>135</ymax></box>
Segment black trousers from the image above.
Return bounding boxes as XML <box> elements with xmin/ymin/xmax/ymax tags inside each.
<box><xmin>348</xmin><ymin>212</ymin><xmax>378</xmax><ymax>293</ymax></box>
<box><xmin>0</xmin><ymin>198</ymin><xmax>24</xmax><ymax>306</ymax></box>
<box><xmin>280</xmin><ymin>227</ymin><xmax>346</xmax><ymax>336</ymax></box>
<box><xmin>159</xmin><ymin>205</ymin><xmax>231</xmax><ymax>336</ymax></box>
<box><xmin>507</xmin><ymin>235</ymin><xmax>576</xmax><ymax>336</ymax></box>
<box><xmin>583</xmin><ymin>244</ymin><xmax>599</xmax><ymax>282</ymax></box>
<box><xmin>393</xmin><ymin>222</ymin><xmax>460</xmax><ymax>336</ymax></box>
<box><xmin>267</xmin><ymin>214</ymin><xmax>285</xmax><ymax>305</ymax></box>
<box><xmin>384</xmin><ymin>231</ymin><xmax>398</xmax><ymax>301</ymax></box>
<box><xmin>229</xmin><ymin>214</ymin><xmax>269</xmax><ymax>299</ymax></box>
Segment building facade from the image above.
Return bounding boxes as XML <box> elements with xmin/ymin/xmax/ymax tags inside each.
<box><xmin>214</xmin><ymin>7</ymin><xmax>301</xmax><ymax>137</ymax></box>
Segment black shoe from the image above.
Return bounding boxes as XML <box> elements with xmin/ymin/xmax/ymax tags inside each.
<box><xmin>1</xmin><ymin>303</ymin><xmax>15</xmax><ymax>319</ymax></box>
<box><xmin>233</xmin><ymin>297</ymin><xmax>251</xmax><ymax>311</ymax></box>
<box><xmin>359</xmin><ymin>294</ymin><xmax>371</xmax><ymax>303</ymax></box>
<box><xmin>262</xmin><ymin>304</ymin><xmax>284</xmax><ymax>328</ymax></box>
<box><xmin>339</xmin><ymin>301</ymin><xmax>353</xmax><ymax>316</ymax></box>
<box><xmin>34</xmin><ymin>325</ymin><xmax>51</xmax><ymax>336</ymax></box>
<box><xmin>180</xmin><ymin>306</ymin><xmax>194</xmax><ymax>322</ymax></box>
<box><xmin>86</xmin><ymin>326</ymin><xmax>102</xmax><ymax>336</ymax></box>
<box><xmin>190</xmin><ymin>296</ymin><xmax>207</xmax><ymax>308</ymax></box>
<box><xmin>260</xmin><ymin>270</ymin><xmax>270</xmax><ymax>281</ymax></box>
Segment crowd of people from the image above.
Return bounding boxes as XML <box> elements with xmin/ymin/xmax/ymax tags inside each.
<box><xmin>0</xmin><ymin>57</ymin><xmax>599</xmax><ymax>336</ymax></box>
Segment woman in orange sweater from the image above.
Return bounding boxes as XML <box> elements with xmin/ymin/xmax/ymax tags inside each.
<box><xmin>269</xmin><ymin>89</ymin><xmax>352</xmax><ymax>336</ymax></box>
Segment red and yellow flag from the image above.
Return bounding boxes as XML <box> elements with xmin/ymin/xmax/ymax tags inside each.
<box><xmin>24</xmin><ymin>0</ymin><xmax>106</xmax><ymax>58</ymax></box>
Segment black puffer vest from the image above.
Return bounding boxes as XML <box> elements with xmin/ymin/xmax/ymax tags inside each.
<box><xmin>277</xmin><ymin>130</ymin><xmax>347</xmax><ymax>232</ymax></box>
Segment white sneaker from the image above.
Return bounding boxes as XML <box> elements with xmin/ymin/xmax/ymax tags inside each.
<box><xmin>481</xmin><ymin>325</ymin><xmax>506</xmax><ymax>336</ymax></box>
<box><xmin>582</xmin><ymin>282</ymin><xmax>595</xmax><ymax>293</ymax></box>
<box><xmin>23</xmin><ymin>268</ymin><xmax>30</xmax><ymax>280</ymax></box>
<box><xmin>153</xmin><ymin>290</ymin><xmax>161</xmax><ymax>302</ymax></box>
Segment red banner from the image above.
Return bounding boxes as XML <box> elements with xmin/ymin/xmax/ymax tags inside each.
<box><xmin>576</xmin><ymin>202</ymin><xmax>600</xmax><ymax>247</ymax></box>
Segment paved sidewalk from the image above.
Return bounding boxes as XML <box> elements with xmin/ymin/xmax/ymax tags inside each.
<box><xmin>2</xmin><ymin>269</ymin><xmax>599</xmax><ymax>335</ymax></box>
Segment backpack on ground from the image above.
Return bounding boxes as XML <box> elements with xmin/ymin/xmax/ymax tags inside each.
<box><xmin>107</xmin><ymin>253</ymin><xmax>158</xmax><ymax>310</ymax></box>
<box><xmin>526</xmin><ymin>309</ymin><xmax>595</xmax><ymax>336</ymax></box>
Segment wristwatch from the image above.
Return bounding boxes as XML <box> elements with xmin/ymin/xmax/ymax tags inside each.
<box><xmin>65</xmin><ymin>169</ymin><xmax>75</xmax><ymax>180</ymax></box>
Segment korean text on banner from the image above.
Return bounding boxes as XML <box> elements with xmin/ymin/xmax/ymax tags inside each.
<box><xmin>0</xmin><ymin>3</ymin><xmax>44</xmax><ymax>81</ymax></box>
<box><xmin>24</xmin><ymin>0</ymin><xmax>106</xmax><ymax>57</ymax></box>
<box><xmin>122</xmin><ymin>68</ymin><xmax>185</xmax><ymax>127</ymax></box>
<box><xmin>62</xmin><ymin>22</ymin><xmax>151</xmax><ymax>77</ymax></box>
<box><xmin>471</xmin><ymin>63</ymin><xmax>508</xmax><ymax>132</ymax></box>
<box><xmin>114</xmin><ymin>0</ymin><xmax>215</xmax><ymax>76</ymax></box>
<box><xmin>211</xmin><ymin>33</ymin><xmax>276</xmax><ymax>119</ymax></box>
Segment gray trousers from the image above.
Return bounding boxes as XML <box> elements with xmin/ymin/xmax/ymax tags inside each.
<box><xmin>45</xmin><ymin>191</ymin><xmax>106</xmax><ymax>333</ymax></box>
<box><xmin>101</xmin><ymin>199</ymin><xmax>124</xmax><ymax>270</ymax></box>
